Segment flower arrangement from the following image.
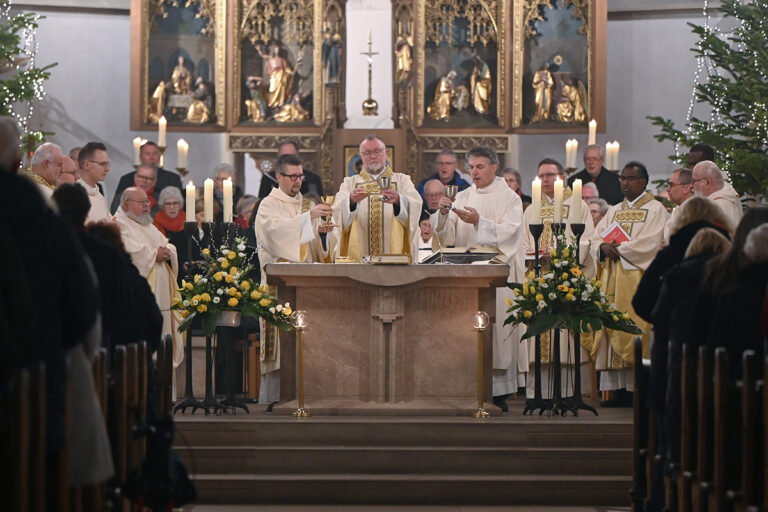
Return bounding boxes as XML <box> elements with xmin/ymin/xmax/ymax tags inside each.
<box><xmin>505</xmin><ymin>234</ymin><xmax>642</xmax><ymax>339</ymax></box>
<box><xmin>172</xmin><ymin>236</ymin><xmax>293</xmax><ymax>335</ymax></box>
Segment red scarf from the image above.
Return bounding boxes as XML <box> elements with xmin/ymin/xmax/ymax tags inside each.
<box><xmin>153</xmin><ymin>209</ymin><xmax>186</xmax><ymax>236</ymax></box>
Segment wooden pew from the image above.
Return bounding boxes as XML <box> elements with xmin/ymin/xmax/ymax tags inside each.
<box><xmin>156</xmin><ymin>334</ymin><xmax>174</xmax><ymax>415</ymax></box>
<box><xmin>630</xmin><ymin>336</ymin><xmax>650</xmax><ymax>512</ymax></box>
<box><xmin>28</xmin><ymin>362</ymin><xmax>46</xmax><ymax>512</ymax></box>
<box><xmin>81</xmin><ymin>348</ymin><xmax>108</xmax><ymax>512</ymax></box>
<box><xmin>709</xmin><ymin>347</ymin><xmax>737</xmax><ymax>512</ymax></box>
<box><xmin>107</xmin><ymin>345</ymin><xmax>128</xmax><ymax>511</ymax></box>
<box><xmin>693</xmin><ymin>345</ymin><xmax>714</xmax><ymax>512</ymax></box>
<box><xmin>678</xmin><ymin>343</ymin><xmax>697</xmax><ymax>512</ymax></box>
<box><xmin>9</xmin><ymin>368</ymin><xmax>30</xmax><ymax>512</ymax></box>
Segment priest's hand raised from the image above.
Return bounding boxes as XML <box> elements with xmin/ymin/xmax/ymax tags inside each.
<box><xmin>453</xmin><ymin>206</ymin><xmax>479</xmax><ymax>225</ymax></box>
<box><xmin>310</xmin><ymin>203</ymin><xmax>333</xmax><ymax>219</ymax></box>
<box><xmin>350</xmin><ymin>187</ymin><xmax>368</xmax><ymax>204</ymax></box>
<box><xmin>381</xmin><ymin>189</ymin><xmax>400</xmax><ymax>205</ymax></box>
<box><xmin>437</xmin><ymin>196</ymin><xmax>453</xmax><ymax>215</ymax></box>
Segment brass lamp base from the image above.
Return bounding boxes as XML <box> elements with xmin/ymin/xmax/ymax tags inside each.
<box><xmin>473</xmin><ymin>407</ymin><xmax>491</xmax><ymax>419</ymax></box>
<box><xmin>362</xmin><ymin>97</ymin><xmax>378</xmax><ymax>116</ymax></box>
<box><xmin>293</xmin><ymin>408</ymin><xmax>311</xmax><ymax>418</ymax></box>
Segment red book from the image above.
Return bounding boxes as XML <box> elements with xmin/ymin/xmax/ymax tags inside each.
<box><xmin>601</xmin><ymin>221</ymin><xmax>631</xmax><ymax>245</ymax></box>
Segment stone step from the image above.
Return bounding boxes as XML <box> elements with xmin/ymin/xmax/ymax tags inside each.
<box><xmin>177</xmin><ymin>445</ymin><xmax>632</xmax><ymax>475</ymax></box>
<box><xmin>189</xmin><ymin>473</ymin><xmax>632</xmax><ymax>506</ymax></box>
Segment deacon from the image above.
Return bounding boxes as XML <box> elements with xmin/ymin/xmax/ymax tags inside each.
<box><xmin>334</xmin><ymin>135</ymin><xmax>422</xmax><ymax>262</ymax></box>
<box><xmin>254</xmin><ymin>153</ymin><xmax>335</xmax><ymax>407</ymax></box>
<box><xmin>24</xmin><ymin>142</ymin><xmax>65</xmax><ymax>200</ymax></box>
<box><xmin>78</xmin><ymin>141</ymin><xmax>112</xmax><ymax>223</ymax></box>
<box><xmin>115</xmin><ymin>187</ymin><xmax>183</xmax><ymax>369</ymax></box>
<box><xmin>587</xmin><ymin>162</ymin><xmax>669</xmax><ymax>406</ymax></box>
<box><xmin>432</xmin><ymin>145</ymin><xmax>525</xmax><ymax>410</ymax></box>
<box><xmin>692</xmin><ymin>160</ymin><xmax>743</xmax><ymax>227</ymax></box>
<box><xmin>522</xmin><ymin>158</ymin><xmax>595</xmax><ymax>400</ymax></box>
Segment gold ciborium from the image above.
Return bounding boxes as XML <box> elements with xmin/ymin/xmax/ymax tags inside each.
<box><xmin>320</xmin><ymin>195</ymin><xmax>336</xmax><ymax>228</ymax></box>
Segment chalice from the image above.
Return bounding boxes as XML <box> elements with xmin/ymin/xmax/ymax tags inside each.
<box><xmin>377</xmin><ymin>175</ymin><xmax>392</xmax><ymax>191</ymax></box>
<box><xmin>321</xmin><ymin>195</ymin><xmax>335</xmax><ymax>228</ymax></box>
<box><xmin>443</xmin><ymin>184</ymin><xmax>458</xmax><ymax>210</ymax></box>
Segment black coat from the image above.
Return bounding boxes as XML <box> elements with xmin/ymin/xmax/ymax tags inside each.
<box><xmin>567</xmin><ymin>166</ymin><xmax>623</xmax><ymax>205</ymax></box>
<box><xmin>257</xmin><ymin>168</ymin><xmax>324</xmax><ymax>199</ymax></box>
<box><xmin>112</xmin><ymin>168</ymin><xmax>183</xmax><ymax>213</ymax></box>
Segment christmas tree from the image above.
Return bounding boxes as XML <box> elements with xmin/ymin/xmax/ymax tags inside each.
<box><xmin>648</xmin><ymin>0</ymin><xmax>768</xmax><ymax>197</ymax></box>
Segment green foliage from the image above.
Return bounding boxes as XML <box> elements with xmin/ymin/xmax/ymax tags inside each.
<box><xmin>648</xmin><ymin>0</ymin><xmax>768</xmax><ymax>197</ymax></box>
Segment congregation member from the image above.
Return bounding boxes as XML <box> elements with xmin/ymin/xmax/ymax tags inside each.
<box><xmin>69</xmin><ymin>147</ymin><xmax>81</xmax><ymax>169</ymax></box>
<box><xmin>687</xmin><ymin>142</ymin><xmax>715</xmax><ymax>168</ymax></box>
<box><xmin>662</xmin><ymin>168</ymin><xmax>695</xmax><ymax>243</ymax></box>
<box><xmin>24</xmin><ymin>142</ymin><xmax>65</xmax><ymax>200</ymax></box>
<box><xmin>588</xmin><ymin>198</ymin><xmax>608</xmax><ymax>225</ymax></box>
<box><xmin>112</xmin><ymin>140</ymin><xmax>182</xmax><ymax>212</ymax></box>
<box><xmin>581</xmin><ymin>182</ymin><xmax>598</xmax><ymax>201</ymax></box>
<box><xmin>432</xmin><ymin>145</ymin><xmax>525</xmax><ymax>410</ymax></box>
<box><xmin>334</xmin><ymin>135</ymin><xmax>422</xmax><ymax>262</ymax></box>
<box><xmin>254</xmin><ymin>153</ymin><xmax>334</xmax><ymax>407</ymax></box>
<box><xmin>115</xmin><ymin>187</ymin><xmax>183</xmax><ymax>369</ymax></box>
<box><xmin>77</xmin><ymin>141</ymin><xmax>112</xmax><ymax>222</ymax></box>
<box><xmin>258</xmin><ymin>139</ymin><xmax>324</xmax><ymax>199</ymax></box>
<box><xmin>417</xmin><ymin>210</ymin><xmax>434</xmax><ymax>262</ymax></box>
<box><xmin>422</xmin><ymin>178</ymin><xmax>444</xmax><ymax>213</ymax></box>
<box><xmin>567</xmin><ymin>144</ymin><xmax>623</xmax><ymax>205</ymax></box>
<box><xmin>235</xmin><ymin>194</ymin><xmax>259</xmax><ymax>229</ymax></box>
<box><xmin>213</xmin><ymin>163</ymin><xmax>244</xmax><ymax>215</ymax></box>
<box><xmin>522</xmin><ymin>158</ymin><xmax>594</xmax><ymax>399</ymax></box>
<box><xmin>692</xmin><ymin>159</ymin><xmax>743</xmax><ymax>227</ymax></box>
<box><xmin>416</xmin><ymin>149</ymin><xmax>469</xmax><ymax>200</ymax></box>
<box><xmin>153</xmin><ymin>186</ymin><xmax>187</xmax><ymax>271</ymax></box>
<box><xmin>500</xmin><ymin>168</ymin><xmax>532</xmax><ymax>207</ymax></box>
<box><xmin>112</xmin><ymin>163</ymin><xmax>160</xmax><ymax>214</ymax></box>
<box><xmin>59</xmin><ymin>156</ymin><xmax>79</xmax><ymax>184</ymax></box>
<box><xmin>587</xmin><ymin>161</ymin><xmax>668</xmax><ymax>406</ymax></box>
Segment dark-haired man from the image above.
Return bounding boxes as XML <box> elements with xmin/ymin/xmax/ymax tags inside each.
<box><xmin>112</xmin><ymin>141</ymin><xmax>183</xmax><ymax>213</ymax></box>
<box><xmin>78</xmin><ymin>141</ymin><xmax>112</xmax><ymax>222</ymax></box>
<box><xmin>687</xmin><ymin>142</ymin><xmax>715</xmax><ymax>168</ymax></box>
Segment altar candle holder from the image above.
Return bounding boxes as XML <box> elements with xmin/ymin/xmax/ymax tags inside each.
<box><xmin>291</xmin><ymin>310</ymin><xmax>310</xmax><ymax>418</ymax></box>
<box><xmin>472</xmin><ymin>311</ymin><xmax>491</xmax><ymax>419</ymax></box>
<box><xmin>176</xmin><ymin>166</ymin><xmax>189</xmax><ymax>178</ymax></box>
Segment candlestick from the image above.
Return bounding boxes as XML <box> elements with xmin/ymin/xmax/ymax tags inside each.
<box><xmin>203</xmin><ymin>178</ymin><xmax>214</xmax><ymax>222</ymax></box>
<box><xmin>158</xmin><ymin>116</ymin><xmax>167</xmax><ymax>147</ymax></box>
<box><xmin>132</xmin><ymin>137</ymin><xmax>142</xmax><ymax>166</ymax></box>
<box><xmin>223</xmin><ymin>178</ymin><xmax>233</xmax><ymax>223</ymax></box>
<box><xmin>177</xmin><ymin>139</ymin><xmax>189</xmax><ymax>169</ymax></box>
<box><xmin>572</xmin><ymin>179</ymin><xmax>582</xmax><ymax>221</ymax></box>
<box><xmin>588</xmin><ymin>119</ymin><xmax>597</xmax><ymax>145</ymax></box>
<box><xmin>553</xmin><ymin>177</ymin><xmax>564</xmax><ymax>224</ymax></box>
<box><xmin>530</xmin><ymin>178</ymin><xmax>542</xmax><ymax>224</ymax></box>
<box><xmin>186</xmin><ymin>182</ymin><xmax>195</xmax><ymax>221</ymax></box>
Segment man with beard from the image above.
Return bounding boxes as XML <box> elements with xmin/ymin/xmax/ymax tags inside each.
<box><xmin>115</xmin><ymin>187</ymin><xmax>183</xmax><ymax>369</ymax></box>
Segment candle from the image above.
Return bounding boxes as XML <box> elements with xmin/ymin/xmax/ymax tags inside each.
<box><xmin>223</xmin><ymin>177</ymin><xmax>233</xmax><ymax>223</ymax></box>
<box><xmin>572</xmin><ymin>179</ymin><xmax>582</xmax><ymax>221</ymax></box>
<box><xmin>158</xmin><ymin>116</ymin><xmax>167</xmax><ymax>147</ymax></box>
<box><xmin>588</xmin><ymin>119</ymin><xmax>597</xmax><ymax>145</ymax></box>
<box><xmin>565</xmin><ymin>138</ymin><xmax>578</xmax><ymax>169</ymax></box>
<box><xmin>203</xmin><ymin>178</ymin><xmax>214</xmax><ymax>222</ymax></box>
<box><xmin>132</xmin><ymin>137</ymin><xmax>142</xmax><ymax>166</ymax></box>
<box><xmin>177</xmin><ymin>138</ymin><xmax>189</xmax><ymax>169</ymax></box>
<box><xmin>186</xmin><ymin>181</ymin><xmax>196</xmax><ymax>220</ymax></box>
<box><xmin>612</xmin><ymin>141</ymin><xmax>621</xmax><ymax>171</ymax></box>
<box><xmin>605</xmin><ymin>141</ymin><xmax>620</xmax><ymax>170</ymax></box>
<box><xmin>553</xmin><ymin>177</ymin><xmax>564</xmax><ymax>224</ymax></box>
<box><xmin>159</xmin><ymin>153</ymin><xmax>164</xmax><ymax>168</ymax></box>
<box><xmin>530</xmin><ymin>177</ymin><xmax>542</xmax><ymax>225</ymax></box>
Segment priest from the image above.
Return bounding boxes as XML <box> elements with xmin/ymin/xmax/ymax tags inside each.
<box><xmin>522</xmin><ymin>158</ymin><xmax>595</xmax><ymax>400</ymax></box>
<box><xmin>334</xmin><ymin>135</ymin><xmax>422</xmax><ymax>262</ymax></box>
<box><xmin>77</xmin><ymin>141</ymin><xmax>112</xmax><ymax>223</ymax></box>
<box><xmin>115</xmin><ymin>187</ymin><xmax>183</xmax><ymax>369</ymax></box>
<box><xmin>587</xmin><ymin>162</ymin><xmax>669</xmax><ymax>404</ymax></box>
<box><xmin>254</xmin><ymin>153</ymin><xmax>335</xmax><ymax>406</ymax></box>
<box><xmin>431</xmin><ymin>145</ymin><xmax>525</xmax><ymax>410</ymax></box>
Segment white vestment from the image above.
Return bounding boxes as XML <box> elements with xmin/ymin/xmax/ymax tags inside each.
<box><xmin>78</xmin><ymin>178</ymin><xmax>111</xmax><ymax>223</ymax></box>
<box><xmin>115</xmin><ymin>209</ymin><xmax>183</xmax><ymax>368</ymax></box>
<box><xmin>708</xmin><ymin>186</ymin><xmax>743</xmax><ymax>230</ymax></box>
<box><xmin>431</xmin><ymin>177</ymin><xmax>526</xmax><ymax>396</ymax></box>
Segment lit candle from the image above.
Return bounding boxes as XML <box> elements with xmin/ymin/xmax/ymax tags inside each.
<box><xmin>203</xmin><ymin>178</ymin><xmax>214</xmax><ymax>222</ymax></box>
<box><xmin>132</xmin><ymin>137</ymin><xmax>142</xmax><ymax>166</ymax></box>
<box><xmin>158</xmin><ymin>116</ymin><xmax>167</xmax><ymax>147</ymax></box>
<box><xmin>612</xmin><ymin>141</ymin><xmax>620</xmax><ymax>171</ymax></box>
<box><xmin>186</xmin><ymin>181</ymin><xmax>195</xmax><ymax>221</ymax></box>
<box><xmin>553</xmin><ymin>177</ymin><xmax>564</xmax><ymax>224</ymax></box>
<box><xmin>606</xmin><ymin>142</ymin><xmax>615</xmax><ymax>170</ymax></box>
<box><xmin>565</xmin><ymin>139</ymin><xmax>578</xmax><ymax>169</ymax></box>
<box><xmin>588</xmin><ymin>119</ymin><xmax>597</xmax><ymax>145</ymax></box>
<box><xmin>572</xmin><ymin>179</ymin><xmax>582</xmax><ymax>221</ymax></box>
<box><xmin>223</xmin><ymin>177</ymin><xmax>233</xmax><ymax>223</ymax></box>
<box><xmin>177</xmin><ymin>138</ymin><xmax>189</xmax><ymax>169</ymax></box>
<box><xmin>530</xmin><ymin>177</ymin><xmax>542</xmax><ymax>225</ymax></box>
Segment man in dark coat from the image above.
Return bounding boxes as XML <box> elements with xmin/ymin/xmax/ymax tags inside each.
<box><xmin>112</xmin><ymin>141</ymin><xmax>182</xmax><ymax>213</ymax></box>
<box><xmin>567</xmin><ymin>144</ymin><xmax>623</xmax><ymax>205</ymax></box>
<box><xmin>257</xmin><ymin>139</ymin><xmax>324</xmax><ymax>199</ymax></box>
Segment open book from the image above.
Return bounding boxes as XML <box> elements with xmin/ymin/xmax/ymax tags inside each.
<box><xmin>601</xmin><ymin>221</ymin><xmax>631</xmax><ymax>245</ymax></box>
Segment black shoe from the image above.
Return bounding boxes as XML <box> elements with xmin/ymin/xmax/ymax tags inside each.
<box><xmin>492</xmin><ymin>395</ymin><xmax>509</xmax><ymax>412</ymax></box>
<box><xmin>266</xmin><ymin>401</ymin><xmax>277</xmax><ymax>412</ymax></box>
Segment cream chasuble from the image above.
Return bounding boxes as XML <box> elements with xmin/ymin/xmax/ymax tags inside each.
<box><xmin>521</xmin><ymin>188</ymin><xmax>595</xmax><ymax>398</ymax></box>
<box><xmin>431</xmin><ymin>177</ymin><xmax>526</xmax><ymax>395</ymax></box>
<box><xmin>708</xmin><ymin>186</ymin><xmax>743</xmax><ymax>229</ymax></box>
<box><xmin>78</xmin><ymin>178</ymin><xmax>111</xmax><ymax>223</ymax></box>
<box><xmin>586</xmin><ymin>191</ymin><xmax>668</xmax><ymax>389</ymax></box>
<box><xmin>115</xmin><ymin>209</ymin><xmax>183</xmax><ymax>368</ymax></box>
<box><xmin>334</xmin><ymin>166</ymin><xmax>422</xmax><ymax>263</ymax></box>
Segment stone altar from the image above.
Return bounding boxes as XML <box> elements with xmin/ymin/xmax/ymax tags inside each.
<box><xmin>265</xmin><ymin>263</ymin><xmax>509</xmax><ymax>416</ymax></box>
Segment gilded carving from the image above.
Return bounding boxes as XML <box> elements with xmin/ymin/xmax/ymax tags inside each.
<box><xmin>228</xmin><ymin>134</ymin><xmax>320</xmax><ymax>152</ymax></box>
<box><xmin>522</xmin><ymin>0</ymin><xmax>553</xmax><ymax>40</ymax></box>
<box><xmin>563</xmin><ymin>0</ymin><xmax>590</xmax><ymax>37</ymax></box>
<box><xmin>424</xmin><ymin>0</ymin><xmax>498</xmax><ymax>46</ymax></box>
<box><xmin>420</xmin><ymin>135</ymin><xmax>508</xmax><ymax>152</ymax></box>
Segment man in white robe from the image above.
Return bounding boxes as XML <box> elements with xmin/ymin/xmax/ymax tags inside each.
<box><xmin>77</xmin><ymin>141</ymin><xmax>112</xmax><ymax>223</ymax></box>
<box><xmin>522</xmin><ymin>158</ymin><xmax>595</xmax><ymax>399</ymax></box>
<box><xmin>115</xmin><ymin>187</ymin><xmax>183</xmax><ymax>368</ymax></box>
<box><xmin>692</xmin><ymin>160</ymin><xmax>743</xmax><ymax>228</ymax></box>
<box><xmin>23</xmin><ymin>142</ymin><xmax>64</xmax><ymax>201</ymax></box>
<box><xmin>334</xmin><ymin>135</ymin><xmax>422</xmax><ymax>262</ymax></box>
<box><xmin>254</xmin><ymin>154</ymin><xmax>334</xmax><ymax>405</ymax></box>
<box><xmin>432</xmin><ymin>145</ymin><xmax>525</xmax><ymax>410</ymax></box>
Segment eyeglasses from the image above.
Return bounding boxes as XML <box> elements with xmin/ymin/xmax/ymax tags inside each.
<box><xmin>126</xmin><ymin>199</ymin><xmax>151</xmax><ymax>205</ymax></box>
<box><xmin>279</xmin><ymin>173</ymin><xmax>305</xmax><ymax>181</ymax></box>
<box><xmin>136</xmin><ymin>174</ymin><xmax>155</xmax><ymax>181</ymax></box>
<box><xmin>619</xmin><ymin>175</ymin><xmax>644</xmax><ymax>182</ymax></box>
<box><xmin>666</xmin><ymin>182</ymin><xmax>685</xmax><ymax>189</ymax></box>
<box><xmin>361</xmin><ymin>148</ymin><xmax>386</xmax><ymax>158</ymax></box>
<box><xmin>89</xmin><ymin>160</ymin><xmax>111</xmax><ymax>167</ymax></box>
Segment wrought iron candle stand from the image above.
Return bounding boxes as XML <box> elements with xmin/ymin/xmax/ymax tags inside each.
<box><xmin>548</xmin><ymin>223</ymin><xmax>568</xmax><ymax>416</ymax></box>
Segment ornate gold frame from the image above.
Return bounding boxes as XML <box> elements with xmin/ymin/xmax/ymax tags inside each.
<box><xmin>130</xmin><ymin>0</ymin><xmax>227</xmax><ymax>131</ymax></box>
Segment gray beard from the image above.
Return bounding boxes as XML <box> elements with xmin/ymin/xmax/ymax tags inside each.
<box><xmin>365</xmin><ymin>162</ymin><xmax>385</xmax><ymax>174</ymax></box>
<box><xmin>127</xmin><ymin>211</ymin><xmax>153</xmax><ymax>226</ymax></box>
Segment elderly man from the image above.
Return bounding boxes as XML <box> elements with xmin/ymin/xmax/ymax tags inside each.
<box><xmin>587</xmin><ymin>162</ymin><xmax>669</xmax><ymax>406</ymax></box>
<box><xmin>522</xmin><ymin>158</ymin><xmax>595</xmax><ymax>399</ymax></box>
<box><xmin>692</xmin><ymin>160</ymin><xmax>743</xmax><ymax>227</ymax></box>
<box><xmin>254</xmin><ymin>153</ymin><xmax>334</xmax><ymax>406</ymax></box>
<box><xmin>24</xmin><ymin>142</ymin><xmax>65</xmax><ymax>199</ymax></box>
<box><xmin>258</xmin><ymin>139</ymin><xmax>325</xmax><ymax>199</ymax></box>
<box><xmin>115</xmin><ymin>186</ymin><xmax>183</xmax><ymax>368</ymax></box>
<box><xmin>59</xmin><ymin>157</ymin><xmax>79</xmax><ymax>184</ymax></box>
<box><xmin>567</xmin><ymin>145</ymin><xmax>623</xmax><ymax>205</ymax></box>
<box><xmin>432</xmin><ymin>145</ymin><xmax>525</xmax><ymax>410</ymax></box>
<box><xmin>422</xmin><ymin>179</ymin><xmax>444</xmax><ymax>213</ymax></box>
<box><xmin>111</xmin><ymin>163</ymin><xmax>159</xmax><ymax>214</ymax></box>
<box><xmin>78</xmin><ymin>141</ymin><xmax>112</xmax><ymax>222</ymax></box>
<box><xmin>112</xmin><ymin>141</ymin><xmax>183</xmax><ymax>213</ymax></box>
<box><xmin>334</xmin><ymin>135</ymin><xmax>422</xmax><ymax>262</ymax></box>
<box><xmin>663</xmin><ymin>169</ymin><xmax>695</xmax><ymax>243</ymax></box>
<box><xmin>582</xmin><ymin>182</ymin><xmax>599</xmax><ymax>201</ymax></box>
<box><xmin>416</xmin><ymin>149</ymin><xmax>469</xmax><ymax>201</ymax></box>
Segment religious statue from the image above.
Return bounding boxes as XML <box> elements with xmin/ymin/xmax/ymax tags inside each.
<box><xmin>556</xmin><ymin>77</ymin><xmax>587</xmax><ymax>123</ymax></box>
<box><xmin>244</xmin><ymin>77</ymin><xmax>266</xmax><ymax>122</ymax></box>
<box><xmin>170</xmin><ymin>56</ymin><xmax>192</xmax><ymax>94</ymax></box>
<box><xmin>452</xmin><ymin>85</ymin><xmax>469</xmax><ymax>112</ymax></box>
<box><xmin>531</xmin><ymin>63</ymin><xmax>555</xmax><ymax>123</ymax></box>
<box><xmin>147</xmin><ymin>80</ymin><xmax>165</xmax><ymax>124</ymax></box>
<box><xmin>273</xmin><ymin>93</ymin><xmax>310</xmax><ymax>123</ymax></box>
<box><xmin>470</xmin><ymin>56</ymin><xmax>492</xmax><ymax>116</ymax></box>
<box><xmin>255</xmin><ymin>43</ymin><xmax>296</xmax><ymax>109</ymax></box>
<box><xmin>426</xmin><ymin>70</ymin><xmax>456</xmax><ymax>122</ymax></box>
<box><xmin>186</xmin><ymin>76</ymin><xmax>211</xmax><ymax>124</ymax></box>
<box><xmin>321</xmin><ymin>29</ymin><xmax>343</xmax><ymax>85</ymax></box>
<box><xmin>394</xmin><ymin>34</ymin><xmax>413</xmax><ymax>87</ymax></box>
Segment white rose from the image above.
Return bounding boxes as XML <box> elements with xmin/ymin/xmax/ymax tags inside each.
<box><xmin>222</xmin><ymin>249</ymin><xmax>230</xmax><ymax>255</ymax></box>
<box><xmin>239</xmin><ymin>252</ymin><xmax>246</xmax><ymax>257</ymax></box>
<box><xmin>276</xmin><ymin>304</ymin><xmax>283</xmax><ymax>312</ymax></box>
<box><xmin>237</xmin><ymin>244</ymin><xmax>246</xmax><ymax>251</ymax></box>
<box><xmin>217</xmin><ymin>289</ymin><xmax>224</xmax><ymax>295</ymax></box>
<box><xmin>192</xmin><ymin>299</ymin><xmax>199</xmax><ymax>306</ymax></box>
<box><xmin>213</xmin><ymin>296</ymin><xmax>220</xmax><ymax>304</ymax></box>
<box><xmin>269</xmin><ymin>307</ymin><xmax>275</xmax><ymax>314</ymax></box>
<box><xmin>200</xmin><ymin>277</ymin><xmax>208</xmax><ymax>284</ymax></box>
<box><xmin>548</xmin><ymin>293</ymin><xmax>557</xmax><ymax>300</ymax></box>
<box><xmin>183</xmin><ymin>300</ymin><xmax>190</xmax><ymax>307</ymax></box>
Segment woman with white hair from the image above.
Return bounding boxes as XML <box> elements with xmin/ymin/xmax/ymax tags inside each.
<box><xmin>153</xmin><ymin>186</ymin><xmax>187</xmax><ymax>273</ymax></box>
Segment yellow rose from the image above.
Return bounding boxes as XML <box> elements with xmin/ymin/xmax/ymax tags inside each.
<box><xmin>227</xmin><ymin>252</ymin><xmax>237</xmax><ymax>260</ymax></box>
<box><xmin>522</xmin><ymin>281</ymin><xmax>528</xmax><ymax>295</ymax></box>
<box><xmin>565</xmin><ymin>293</ymin><xmax>575</xmax><ymax>301</ymax></box>
<box><xmin>549</xmin><ymin>248</ymin><xmax>556</xmax><ymax>257</ymax></box>
<box><xmin>535</xmin><ymin>294</ymin><xmax>544</xmax><ymax>301</ymax></box>
<box><xmin>228</xmin><ymin>287</ymin><xmax>237</xmax><ymax>296</ymax></box>
<box><xmin>221</xmin><ymin>259</ymin><xmax>230</xmax><ymax>269</ymax></box>
<box><xmin>236</xmin><ymin>292</ymin><xmax>242</xmax><ymax>299</ymax></box>
<box><xmin>173</xmin><ymin>297</ymin><xmax>182</xmax><ymax>306</ymax></box>
<box><xmin>250</xmin><ymin>290</ymin><xmax>261</xmax><ymax>300</ymax></box>
<box><xmin>197</xmin><ymin>304</ymin><xmax>207</xmax><ymax>313</ymax></box>
<box><xmin>225</xmin><ymin>274</ymin><xmax>234</xmax><ymax>283</ymax></box>
<box><xmin>529</xmin><ymin>285</ymin><xmax>536</xmax><ymax>295</ymax></box>
<box><xmin>230</xmin><ymin>266</ymin><xmax>238</xmax><ymax>276</ymax></box>
<box><xmin>200</xmin><ymin>293</ymin><xmax>211</xmax><ymax>302</ymax></box>
<box><xmin>562</xmin><ymin>273</ymin><xmax>569</xmax><ymax>280</ymax></box>
<box><xmin>523</xmin><ymin>310</ymin><xmax>533</xmax><ymax>319</ymax></box>
<box><xmin>568</xmin><ymin>288</ymin><xmax>575</xmax><ymax>293</ymax></box>
<box><xmin>284</xmin><ymin>306</ymin><xmax>292</xmax><ymax>316</ymax></box>
<box><xmin>570</xmin><ymin>267</ymin><xmax>582</xmax><ymax>277</ymax></box>
<box><xmin>505</xmin><ymin>297</ymin><xmax>513</xmax><ymax>306</ymax></box>
<box><xmin>214</xmin><ymin>272</ymin><xmax>223</xmax><ymax>281</ymax></box>
<box><xmin>259</xmin><ymin>297</ymin><xmax>271</xmax><ymax>307</ymax></box>
<box><xmin>185</xmin><ymin>282</ymin><xmax>194</xmax><ymax>290</ymax></box>
<box><xmin>512</xmin><ymin>288</ymin><xmax>520</xmax><ymax>297</ymax></box>
<box><xmin>181</xmin><ymin>310</ymin><xmax>190</xmax><ymax>318</ymax></box>
<box><xmin>194</xmin><ymin>274</ymin><xmax>201</xmax><ymax>283</ymax></box>
<box><xmin>202</xmin><ymin>248</ymin><xmax>210</xmax><ymax>255</ymax></box>
<box><xmin>241</xmin><ymin>281</ymin><xmax>251</xmax><ymax>291</ymax></box>
<box><xmin>553</xmin><ymin>258</ymin><xmax>560</xmax><ymax>265</ymax></box>
<box><xmin>259</xmin><ymin>284</ymin><xmax>269</xmax><ymax>293</ymax></box>
<box><xmin>228</xmin><ymin>297</ymin><xmax>239</xmax><ymax>307</ymax></box>
<box><xmin>563</xmin><ymin>247</ymin><xmax>570</xmax><ymax>258</ymax></box>
<box><xmin>537</xmin><ymin>277</ymin><xmax>545</xmax><ymax>284</ymax></box>
<box><xmin>192</xmin><ymin>295</ymin><xmax>201</xmax><ymax>303</ymax></box>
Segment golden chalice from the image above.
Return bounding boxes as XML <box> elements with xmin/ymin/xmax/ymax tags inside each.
<box><xmin>321</xmin><ymin>195</ymin><xmax>336</xmax><ymax>228</ymax></box>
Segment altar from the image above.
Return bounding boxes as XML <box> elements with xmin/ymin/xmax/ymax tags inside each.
<box><xmin>265</xmin><ymin>263</ymin><xmax>509</xmax><ymax>416</ymax></box>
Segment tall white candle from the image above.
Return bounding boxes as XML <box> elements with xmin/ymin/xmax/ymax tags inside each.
<box><xmin>158</xmin><ymin>116</ymin><xmax>167</xmax><ymax>147</ymax></box>
<box><xmin>588</xmin><ymin>119</ymin><xmax>597</xmax><ymax>145</ymax></box>
<box><xmin>613</xmin><ymin>141</ymin><xmax>620</xmax><ymax>171</ymax></box>
<box><xmin>203</xmin><ymin>178</ymin><xmax>214</xmax><ymax>222</ymax></box>
<box><xmin>132</xmin><ymin>137</ymin><xmax>142</xmax><ymax>166</ymax></box>
<box><xmin>530</xmin><ymin>177</ymin><xmax>542</xmax><ymax>224</ymax></box>
<box><xmin>572</xmin><ymin>179</ymin><xmax>582</xmax><ymax>221</ymax></box>
<box><xmin>177</xmin><ymin>139</ymin><xmax>189</xmax><ymax>169</ymax></box>
<box><xmin>186</xmin><ymin>181</ymin><xmax>195</xmax><ymax>221</ymax></box>
<box><xmin>223</xmin><ymin>178</ymin><xmax>233</xmax><ymax>223</ymax></box>
<box><xmin>553</xmin><ymin>177</ymin><xmax>564</xmax><ymax>224</ymax></box>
